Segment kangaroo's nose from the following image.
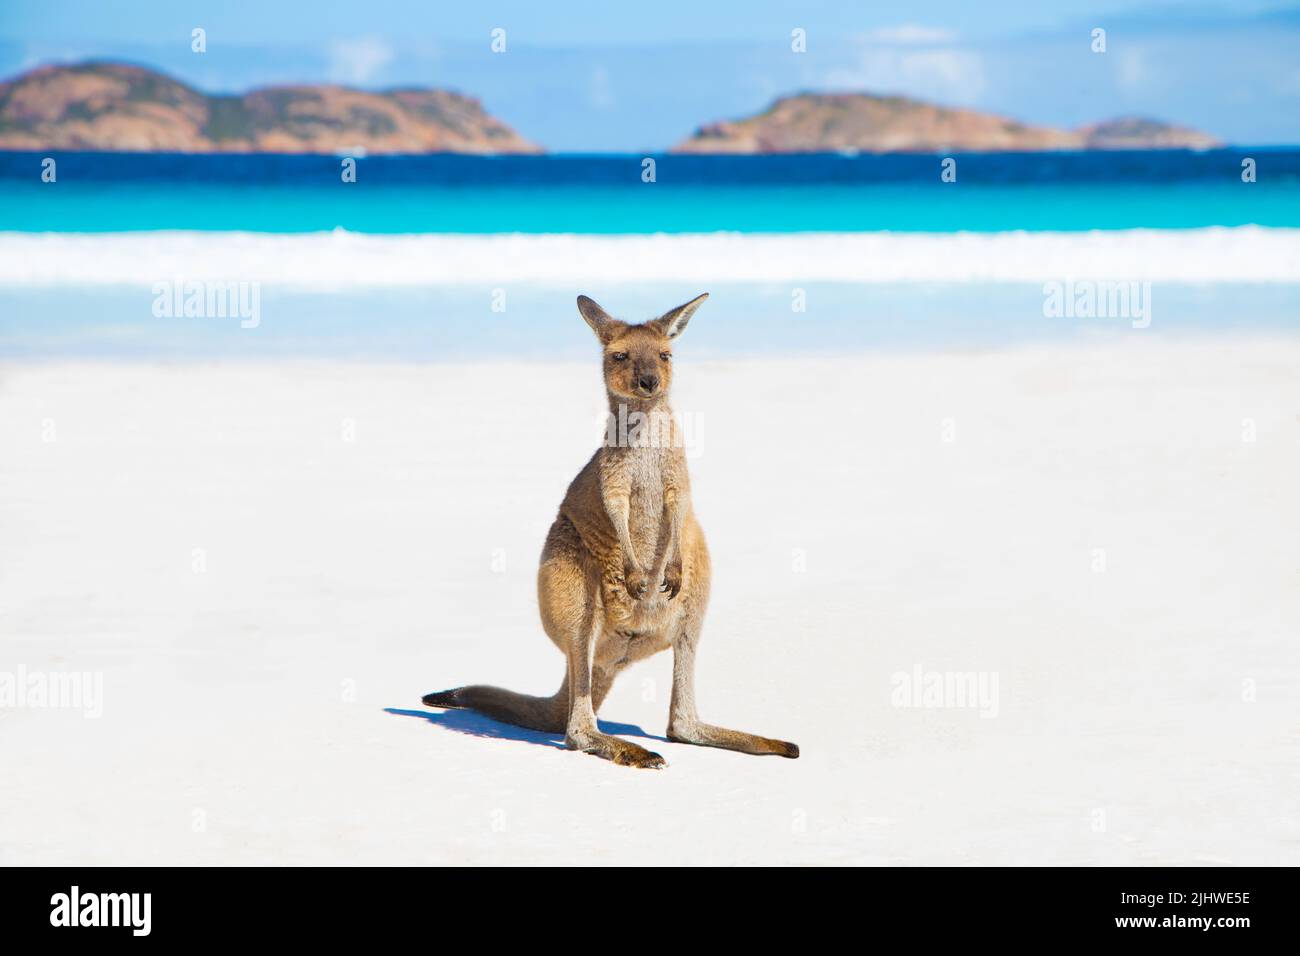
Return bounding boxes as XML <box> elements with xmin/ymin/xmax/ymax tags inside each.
<box><xmin>637</xmin><ymin>374</ymin><xmax>659</xmax><ymax>393</ymax></box>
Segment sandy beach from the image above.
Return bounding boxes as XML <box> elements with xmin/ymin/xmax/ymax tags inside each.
<box><xmin>1</xmin><ymin>338</ymin><xmax>1298</xmax><ymax>865</ymax></box>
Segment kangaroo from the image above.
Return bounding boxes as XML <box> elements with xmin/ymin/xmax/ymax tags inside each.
<box><xmin>422</xmin><ymin>294</ymin><xmax>799</xmax><ymax>768</ymax></box>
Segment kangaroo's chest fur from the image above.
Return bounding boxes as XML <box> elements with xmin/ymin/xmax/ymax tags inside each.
<box><xmin>559</xmin><ymin>408</ymin><xmax>690</xmax><ymax>573</ymax></box>
<box><xmin>616</xmin><ymin>444</ymin><xmax>671</xmax><ymax>556</ymax></box>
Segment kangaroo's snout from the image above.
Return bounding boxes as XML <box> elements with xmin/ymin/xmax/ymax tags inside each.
<box><xmin>635</xmin><ymin>372</ymin><xmax>660</xmax><ymax>395</ymax></box>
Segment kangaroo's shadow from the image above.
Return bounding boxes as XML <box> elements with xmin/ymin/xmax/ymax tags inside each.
<box><xmin>385</xmin><ymin>708</ymin><xmax>668</xmax><ymax>751</ymax></box>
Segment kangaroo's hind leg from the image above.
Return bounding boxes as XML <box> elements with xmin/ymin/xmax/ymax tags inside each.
<box><xmin>539</xmin><ymin>519</ymin><xmax>666</xmax><ymax>769</ymax></box>
<box><xmin>665</xmin><ymin>567</ymin><xmax>799</xmax><ymax>759</ymax></box>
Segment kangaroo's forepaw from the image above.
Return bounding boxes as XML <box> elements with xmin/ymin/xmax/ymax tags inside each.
<box><xmin>567</xmin><ymin>732</ymin><xmax>667</xmax><ymax>769</ymax></box>
<box><xmin>622</xmin><ymin>561</ymin><xmax>651</xmax><ymax>601</ymax></box>
<box><xmin>659</xmin><ymin>562</ymin><xmax>682</xmax><ymax>600</ymax></box>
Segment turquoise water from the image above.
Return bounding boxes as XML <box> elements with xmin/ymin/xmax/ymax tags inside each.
<box><xmin>4</xmin><ymin>182</ymin><xmax>1300</xmax><ymax>233</ymax></box>
<box><xmin>3</xmin><ymin>150</ymin><xmax>1299</xmax><ymax>233</ymax></box>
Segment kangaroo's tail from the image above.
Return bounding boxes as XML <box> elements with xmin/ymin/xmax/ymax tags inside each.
<box><xmin>422</xmin><ymin>684</ymin><xmax>566</xmax><ymax>734</ymax></box>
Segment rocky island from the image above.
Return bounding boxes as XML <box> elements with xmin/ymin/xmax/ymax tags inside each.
<box><xmin>0</xmin><ymin>61</ymin><xmax>540</xmax><ymax>154</ymax></box>
<box><xmin>674</xmin><ymin>92</ymin><xmax>1221</xmax><ymax>153</ymax></box>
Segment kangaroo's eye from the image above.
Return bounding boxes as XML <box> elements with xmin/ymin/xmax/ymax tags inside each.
<box><xmin>611</xmin><ymin>352</ymin><xmax>628</xmax><ymax>362</ymax></box>
<box><xmin>660</xmin><ymin>352</ymin><xmax>671</xmax><ymax>362</ymax></box>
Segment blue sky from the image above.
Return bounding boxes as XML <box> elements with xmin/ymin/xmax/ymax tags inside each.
<box><xmin>2</xmin><ymin>1</ymin><xmax>1298</xmax><ymax>149</ymax></box>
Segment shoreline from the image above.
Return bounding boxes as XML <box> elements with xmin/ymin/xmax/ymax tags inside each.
<box><xmin>3</xmin><ymin>226</ymin><xmax>1299</xmax><ymax>287</ymax></box>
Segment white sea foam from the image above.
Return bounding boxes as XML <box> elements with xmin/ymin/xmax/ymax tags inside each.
<box><xmin>2</xmin><ymin>227</ymin><xmax>1298</xmax><ymax>286</ymax></box>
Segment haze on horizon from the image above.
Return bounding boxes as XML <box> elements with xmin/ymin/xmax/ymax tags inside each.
<box><xmin>2</xmin><ymin>0</ymin><xmax>1298</xmax><ymax>151</ymax></box>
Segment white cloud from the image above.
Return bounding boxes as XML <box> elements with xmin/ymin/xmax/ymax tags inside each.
<box><xmin>1117</xmin><ymin>47</ymin><xmax>1146</xmax><ymax>92</ymax></box>
<box><xmin>825</xmin><ymin>47</ymin><xmax>987</xmax><ymax>105</ymax></box>
<box><xmin>860</xmin><ymin>25</ymin><xmax>958</xmax><ymax>45</ymax></box>
<box><xmin>589</xmin><ymin>65</ymin><xmax>615</xmax><ymax>110</ymax></box>
<box><xmin>328</xmin><ymin>36</ymin><xmax>394</xmax><ymax>85</ymax></box>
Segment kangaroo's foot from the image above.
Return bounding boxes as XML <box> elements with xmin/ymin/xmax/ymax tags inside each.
<box><xmin>668</xmin><ymin>721</ymin><xmax>799</xmax><ymax>759</ymax></box>
<box><xmin>566</xmin><ymin>729</ymin><xmax>667</xmax><ymax>769</ymax></box>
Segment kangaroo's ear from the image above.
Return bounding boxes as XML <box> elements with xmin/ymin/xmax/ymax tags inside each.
<box><xmin>650</xmin><ymin>292</ymin><xmax>708</xmax><ymax>339</ymax></box>
<box><xmin>577</xmin><ymin>295</ymin><xmax>623</xmax><ymax>343</ymax></box>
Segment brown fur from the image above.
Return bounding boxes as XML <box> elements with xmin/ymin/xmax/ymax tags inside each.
<box><xmin>423</xmin><ymin>294</ymin><xmax>799</xmax><ymax>768</ymax></box>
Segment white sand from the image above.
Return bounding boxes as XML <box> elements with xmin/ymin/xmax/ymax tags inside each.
<box><xmin>1</xmin><ymin>338</ymin><xmax>1297</xmax><ymax>865</ymax></box>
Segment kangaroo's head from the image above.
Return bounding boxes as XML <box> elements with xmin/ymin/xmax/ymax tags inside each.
<box><xmin>577</xmin><ymin>293</ymin><xmax>708</xmax><ymax>403</ymax></box>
